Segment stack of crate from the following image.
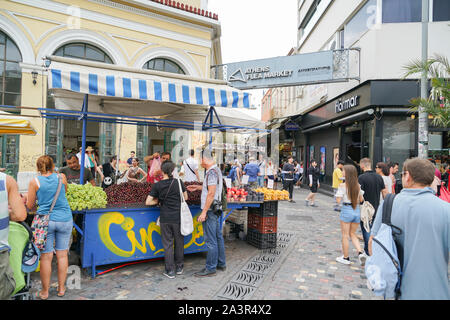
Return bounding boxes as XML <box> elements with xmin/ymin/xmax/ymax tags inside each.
<box><xmin>246</xmin><ymin>201</ymin><xmax>278</xmax><ymax>249</ymax></box>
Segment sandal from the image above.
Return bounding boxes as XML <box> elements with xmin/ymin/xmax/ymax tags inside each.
<box><xmin>34</xmin><ymin>291</ymin><xmax>48</xmax><ymax>300</ymax></box>
<box><xmin>57</xmin><ymin>287</ymin><xmax>66</xmax><ymax>297</ymax></box>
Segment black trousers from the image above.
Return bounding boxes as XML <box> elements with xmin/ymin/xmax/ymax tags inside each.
<box><xmin>160</xmin><ymin>222</ymin><xmax>184</xmax><ymax>272</ymax></box>
<box><xmin>283</xmin><ymin>180</ymin><xmax>294</xmax><ymax>200</ymax></box>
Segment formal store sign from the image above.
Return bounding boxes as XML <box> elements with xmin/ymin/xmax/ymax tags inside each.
<box><xmin>223</xmin><ymin>51</ymin><xmax>334</xmax><ymax>90</ymax></box>
<box><xmin>335</xmin><ymin>95</ymin><xmax>360</xmax><ymax>113</ymax></box>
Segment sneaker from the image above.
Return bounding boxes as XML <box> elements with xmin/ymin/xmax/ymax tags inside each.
<box><xmin>217</xmin><ymin>265</ymin><xmax>227</xmax><ymax>271</ymax></box>
<box><xmin>176</xmin><ymin>266</ymin><xmax>184</xmax><ymax>275</ymax></box>
<box><xmin>305</xmin><ymin>200</ymin><xmax>309</xmax><ymax>206</ymax></box>
<box><xmin>163</xmin><ymin>270</ymin><xmax>176</xmax><ymax>279</ymax></box>
<box><xmin>336</xmin><ymin>256</ymin><xmax>351</xmax><ymax>265</ymax></box>
<box><xmin>289</xmin><ymin>200</ymin><xmax>296</xmax><ymax>203</ymax></box>
<box><xmin>358</xmin><ymin>252</ymin><xmax>368</xmax><ymax>266</ymax></box>
<box><xmin>194</xmin><ymin>268</ymin><xmax>216</xmax><ymax>277</ymax></box>
<box><xmin>310</xmin><ymin>203</ymin><xmax>319</xmax><ymax>207</ymax></box>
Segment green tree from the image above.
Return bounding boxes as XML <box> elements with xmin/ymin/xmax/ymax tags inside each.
<box><xmin>403</xmin><ymin>54</ymin><xmax>450</xmax><ymax>128</ymax></box>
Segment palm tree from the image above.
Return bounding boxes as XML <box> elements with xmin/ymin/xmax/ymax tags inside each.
<box><xmin>402</xmin><ymin>54</ymin><xmax>450</xmax><ymax>128</ymax></box>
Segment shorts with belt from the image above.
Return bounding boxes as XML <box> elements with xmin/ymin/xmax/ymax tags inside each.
<box><xmin>310</xmin><ymin>183</ymin><xmax>318</xmax><ymax>193</ymax></box>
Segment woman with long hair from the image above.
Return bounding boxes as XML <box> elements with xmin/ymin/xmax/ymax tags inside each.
<box><xmin>335</xmin><ymin>165</ymin><xmax>367</xmax><ymax>266</ymax></box>
<box><xmin>127</xmin><ymin>158</ymin><xmax>147</xmax><ymax>183</ymax></box>
<box><xmin>26</xmin><ymin>155</ymin><xmax>72</xmax><ymax>299</ymax></box>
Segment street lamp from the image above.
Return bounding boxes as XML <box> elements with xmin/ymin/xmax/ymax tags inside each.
<box><xmin>418</xmin><ymin>0</ymin><xmax>429</xmax><ymax>159</ymax></box>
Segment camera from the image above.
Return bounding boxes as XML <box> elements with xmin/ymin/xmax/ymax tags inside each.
<box><xmin>211</xmin><ymin>199</ymin><xmax>223</xmax><ymax>216</ymax></box>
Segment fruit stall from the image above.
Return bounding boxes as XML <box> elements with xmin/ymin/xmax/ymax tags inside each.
<box><xmin>39</xmin><ymin>55</ymin><xmax>270</xmax><ymax>277</ymax></box>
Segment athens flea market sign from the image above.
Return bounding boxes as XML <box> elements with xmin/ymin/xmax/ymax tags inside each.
<box><xmin>223</xmin><ymin>51</ymin><xmax>334</xmax><ymax>90</ymax></box>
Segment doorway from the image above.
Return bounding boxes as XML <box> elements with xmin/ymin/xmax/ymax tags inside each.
<box><xmin>342</xmin><ymin>122</ymin><xmax>362</xmax><ymax>169</ymax></box>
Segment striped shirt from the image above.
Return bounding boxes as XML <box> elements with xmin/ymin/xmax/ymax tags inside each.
<box><xmin>0</xmin><ymin>173</ymin><xmax>9</xmax><ymax>250</ymax></box>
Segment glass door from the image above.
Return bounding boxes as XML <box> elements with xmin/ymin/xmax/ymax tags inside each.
<box><xmin>99</xmin><ymin>122</ymin><xmax>116</xmax><ymax>165</ymax></box>
<box><xmin>45</xmin><ymin>119</ymin><xmax>64</xmax><ymax>169</ymax></box>
<box><xmin>136</xmin><ymin>125</ymin><xmax>148</xmax><ymax>170</ymax></box>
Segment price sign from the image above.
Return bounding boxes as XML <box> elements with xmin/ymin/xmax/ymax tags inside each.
<box><xmin>225</xmin><ymin>178</ymin><xmax>232</xmax><ymax>189</ymax></box>
<box><xmin>267</xmin><ymin>179</ymin><xmax>274</xmax><ymax>189</ymax></box>
<box><xmin>242</xmin><ymin>175</ymin><xmax>249</xmax><ymax>185</ymax></box>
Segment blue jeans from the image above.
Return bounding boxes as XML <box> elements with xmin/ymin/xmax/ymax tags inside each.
<box><xmin>360</xmin><ymin>220</ymin><xmax>371</xmax><ymax>256</ymax></box>
<box><xmin>42</xmin><ymin>219</ymin><xmax>73</xmax><ymax>254</ymax></box>
<box><xmin>257</xmin><ymin>176</ymin><xmax>265</xmax><ymax>187</ymax></box>
<box><xmin>202</xmin><ymin>211</ymin><xmax>226</xmax><ymax>271</ymax></box>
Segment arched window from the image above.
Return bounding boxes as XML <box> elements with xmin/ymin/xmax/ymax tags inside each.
<box><xmin>143</xmin><ymin>58</ymin><xmax>185</xmax><ymax>75</ymax></box>
<box><xmin>53</xmin><ymin>43</ymin><xmax>113</xmax><ymax>64</ymax></box>
<box><xmin>0</xmin><ymin>31</ymin><xmax>22</xmax><ymax>107</ymax></box>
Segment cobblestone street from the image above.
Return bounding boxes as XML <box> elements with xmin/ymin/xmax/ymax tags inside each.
<box><xmin>31</xmin><ymin>188</ymin><xmax>382</xmax><ymax>300</ymax></box>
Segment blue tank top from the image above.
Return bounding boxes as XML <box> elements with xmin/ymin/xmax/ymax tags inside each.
<box><xmin>36</xmin><ymin>173</ymin><xmax>72</xmax><ymax>222</ymax></box>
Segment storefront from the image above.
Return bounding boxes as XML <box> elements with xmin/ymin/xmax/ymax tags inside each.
<box><xmin>296</xmin><ymin>79</ymin><xmax>435</xmax><ymax>187</ymax></box>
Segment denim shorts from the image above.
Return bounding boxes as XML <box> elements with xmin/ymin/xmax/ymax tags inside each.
<box><xmin>42</xmin><ymin>219</ymin><xmax>73</xmax><ymax>253</ymax></box>
<box><xmin>339</xmin><ymin>204</ymin><xmax>361</xmax><ymax>223</ymax></box>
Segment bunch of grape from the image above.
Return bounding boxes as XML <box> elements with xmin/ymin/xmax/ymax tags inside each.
<box><xmin>105</xmin><ymin>182</ymin><xmax>152</xmax><ymax>206</ymax></box>
<box><xmin>184</xmin><ymin>181</ymin><xmax>202</xmax><ymax>206</ymax></box>
<box><xmin>66</xmin><ymin>183</ymin><xmax>108</xmax><ymax>211</ymax></box>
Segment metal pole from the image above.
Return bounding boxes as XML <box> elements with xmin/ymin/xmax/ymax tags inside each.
<box><xmin>418</xmin><ymin>0</ymin><xmax>429</xmax><ymax>159</ymax></box>
<box><xmin>80</xmin><ymin>94</ymin><xmax>88</xmax><ymax>184</ymax></box>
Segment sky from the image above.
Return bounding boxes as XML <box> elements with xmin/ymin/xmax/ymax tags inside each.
<box><xmin>208</xmin><ymin>0</ymin><xmax>298</xmax><ymax>119</ymax></box>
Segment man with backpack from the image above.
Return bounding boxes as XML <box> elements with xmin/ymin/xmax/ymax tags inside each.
<box><xmin>368</xmin><ymin>158</ymin><xmax>450</xmax><ymax>300</ymax></box>
<box><xmin>186</xmin><ymin>149</ymin><xmax>226</xmax><ymax>277</ymax></box>
<box><xmin>182</xmin><ymin>149</ymin><xmax>200</xmax><ymax>183</ymax></box>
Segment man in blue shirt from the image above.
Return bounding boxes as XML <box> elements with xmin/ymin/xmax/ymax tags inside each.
<box><xmin>243</xmin><ymin>157</ymin><xmax>260</xmax><ymax>188</ymax></box>
<box><xmin>370</xmin><ymin>158</ymin><xmax>450</xmax><ymax>300</ymax></box>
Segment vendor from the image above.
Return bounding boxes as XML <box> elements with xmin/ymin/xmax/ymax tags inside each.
<box><xmin>127</xmin><ymin>158</ymin><xmax>147</xmax><ymax>183</ymax></box>
<box><xmin>59</xmin><ymin>153</ymin><xmax>95</xmax><ymax>186</ymax></box>
<box><xmin>96</xmin><ymin>155</ymin><xmax>118</xmax><ymax>189</ymax></box>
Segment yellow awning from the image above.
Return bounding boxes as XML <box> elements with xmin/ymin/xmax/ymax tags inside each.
<box><xmin>0</xmin><ymin>111</ymin><xmax>37</xmax><ymax>135</ymax></box>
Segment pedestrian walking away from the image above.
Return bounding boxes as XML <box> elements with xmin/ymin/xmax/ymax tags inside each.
<box><xmin>332</xmin><ymin>160</ymin><xmax>345</xmax><ymax>211</ymax></box>
<box><xmin>335</xmin><ymin>165</ymin><xmax>367</xmax><ymax>266</ymax></box>
<box><xmin>282</xmin><ymin>156</ymin><xmax>295</xmax><ymax>203</ymax></box>
<box><xmin>376</xmin><ymin>162</ymin><xmax>392</xmax><ymax>199</ymax></box>
<box><xmin>305</xmin><ymin>159</ymin><xmax>320</xmax><ymax>207</ymax></box>
<box><xmin>26</xmin><ymin>155</ymin><xmax>73</xmax><ymax>299</ymax></box>
<box><xmin>182</xmin><ymin>149</ymin><xmax>200</xmax><ymax>183</ymax></box>
<box><xmin>186</xmin><ymin>149</ymin><xmax>226</xmax><ymax>277</ymax></box>
<box><xmin>369</xmin><ymin>158</ymin><xmax>450</xmax><ymax>300</ymax></box>
<box><xmin>146</xmin><ymin>161</ymin><xmax>188</xmax><ymax>279</ymax></box>
<box><xmin>358</xmin><ymin>158</ymin><xmax>388</xmax><ymax>256</ymax></box>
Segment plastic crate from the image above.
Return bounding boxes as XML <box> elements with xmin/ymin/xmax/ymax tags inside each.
<box><xmin>246</xmin><ymin>228</ymin><xmax>277</xmax><ymax>249</ymax></box>
<box><xmin>247</xmin><ymin>213</ymin><xmax>277</xmax><ymax>233</ymax></box>
<box><xmin>248</xmin><ymin>201</ymin><xmax>278</xmax><ymax>217</ymax></box>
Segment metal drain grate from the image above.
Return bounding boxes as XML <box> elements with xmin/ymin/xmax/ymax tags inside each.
<box><xmin>231</xmin><ymin>271</ymin><xmax>266</xmax><ymax>287</ymax></box>
<box><xmin>215</xmin><ymin>232</ymin><xmax>296</xmax><ymax>300</ymax></box>
<box><xmin>216</xmin><ymin>283</ymin><xmax>257</xmax><ymax>300</ymax></box>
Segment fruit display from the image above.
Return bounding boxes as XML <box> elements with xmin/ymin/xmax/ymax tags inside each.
<box><xmin>184</xmin><ymin>181</ymin><xmax>202</xmax><ymax>206</ymax></box>
<box><xmin>105</xmin><ymin>182</ymin><xmax>152</xmax><ymax>206</ymax></box>
<box><xmin>67</xmin><ymin>183</ymin><xmax>107</xmax><ymax>211</ymax></box>
<box><xmin>253</xmin><ymin>188</ymin><xmax>290</xmax><ymax>201</ymax></box>
<box><xmin>227</xmin><ymin>187</ymin><xmax>264</xmax><ymax>203</ymax></box>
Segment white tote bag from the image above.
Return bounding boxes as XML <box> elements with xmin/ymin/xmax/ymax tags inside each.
<box><xmin>178</xmin><ymin>179</ymin><xmax>194</xmax><ymax>236</ymax></box>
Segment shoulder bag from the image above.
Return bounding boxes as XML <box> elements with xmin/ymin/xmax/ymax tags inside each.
<box><xmin>178</xmin><ymin>179</ymin><xmax>193</xmax><ymax>236</ymax></box>
<box><xmin>31</xmin><ymin>174</ymin><xmax>63</xmax><ymax>250</ymax></box>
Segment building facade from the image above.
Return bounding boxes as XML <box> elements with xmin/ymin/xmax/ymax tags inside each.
<box><xmin>291</xmin><ymin>0</ymin><xmax>449</xmax><ymax>187</ymax></box>
<box><xmin>0</xmin><ymin>0</ymin><xmax>221</xmax><ymax>180</ymax></box>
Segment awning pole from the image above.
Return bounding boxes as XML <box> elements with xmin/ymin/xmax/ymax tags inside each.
<box><xmin>79</xmin><ymin>94</ymin><xmax>88</xmax><ymax>185</ymax></box>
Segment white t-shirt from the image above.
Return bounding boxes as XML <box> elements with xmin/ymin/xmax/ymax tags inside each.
<box><xmin>258</xmin><ymin>160</ymin><xmax>266</xmax><ymax>176</ymax></box>
<box><xmin>336</xmin><ymin>184</ymin><xmax>364</xmax><ymax>204</ymax></box>
<box><xmin>382</xmin><ymin>175</ymin><xmax>392</xmax><ymax>195</ymax></box>
<box><xmin>183</xmin><ymin>157</ymin><xmax>198</xmax><ymax>182</ymax></box>
<box><xmin>266</xmin><ymin>164</ymin><xmax>274</xmax><ymax>176</ymax></box>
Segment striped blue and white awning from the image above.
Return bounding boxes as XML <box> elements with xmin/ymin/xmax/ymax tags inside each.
<box><xmin>48</xmin><ymin>61</ymin><xmax>250</xmax><ymax>109</ymax></box>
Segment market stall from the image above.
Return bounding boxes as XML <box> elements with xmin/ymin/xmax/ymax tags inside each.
<box><xmin>41</xmin><ymin>55</ymin><xmax>270</xmax><ymax>277</ymax></box>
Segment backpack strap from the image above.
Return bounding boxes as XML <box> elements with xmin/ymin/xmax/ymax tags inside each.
<box><xmin>381</xmin><ymin>193</ymin><xmax>404</xmax><ymax>300</ymax></box>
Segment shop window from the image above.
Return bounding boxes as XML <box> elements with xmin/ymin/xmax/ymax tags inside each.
<box><xmin>136</xmin><ymin>126</ymin><xmax>148</xmax><ymax>170</ymax></box>
<box><xmin>0</xmin><ymin>31</ymin><xmax>22</xmax><ymax>107</ymax></box>
<box><xmin>382</xmin><ymin>116</ymin><xmax>417</xmax><ymax>170</ymax></box>
<box><xmin>344</xmin><ymin>0</ymin><xmax>377</xmax><ymax>48</ymax></box>
<box><xmin>382</xmin><ymin>0</ymin><xmax>422</xmax><ymax>23</ymax></box>
<box><xmin>0</xmin><ymin>135</ymin><xmax>20</xmax><ymax>179</ymax></box>
<box><xmin>433</xmin><ymin>0</ymin><xmax>450</xmax><ymax>22</ymax></box>
<box><xmin>143</xmin><ymin>58</ymin><xmax>186</xmax><ymax>75</ymax></box>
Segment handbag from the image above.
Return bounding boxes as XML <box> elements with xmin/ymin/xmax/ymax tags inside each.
<box><xmin>178</xmin><ymin>179</ymin><xmax>193</xmax><ymax>236</ymax></box>
<box><xmin>31</xmin><ymin>174</ymin><xmax>63</xmax><ymax>251</ymax></box>
<box><xmin>360</xmin><ymin>200</ymin><xmax>375</xmax><ymax>233</ymax></box>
